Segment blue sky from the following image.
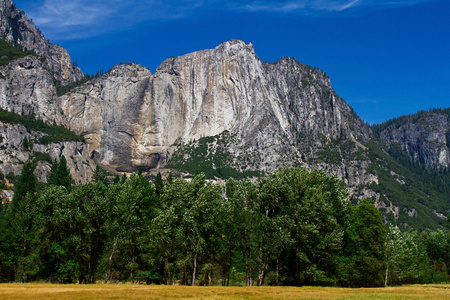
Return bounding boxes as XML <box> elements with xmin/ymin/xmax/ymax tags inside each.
<box><xmin>14</xmin><ymin>0</ymin><xmax>450</xmax><ymax>124</ymax></box>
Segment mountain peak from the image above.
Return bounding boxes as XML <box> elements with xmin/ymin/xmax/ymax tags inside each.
<box><xmin>0</xmin><ymin>0</ymin><xmax>83</xmax><ymax>84</ymax></box>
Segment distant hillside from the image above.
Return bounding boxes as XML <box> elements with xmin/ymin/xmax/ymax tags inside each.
<box><xmin>373</xmin><ymin>108</ymin><xmax>450</xmax><ymax>170</ymax></box>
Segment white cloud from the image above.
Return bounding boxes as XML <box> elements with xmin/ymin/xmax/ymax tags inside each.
<box><xmin>310</xmin><ymin>0</ymin><xmax>361</xmax><ymax>12</ymax></box>
<box><xmin>238</xmin><ymin>1</ymin><xmax>308</xmax><ymax>13</ymax></box>
<box><xmin>22</xmin><ymin>0</ymin><xmax>205</xmax><ymax>40</ymax></box>
<box><xmin>234</xmin><ymin>0</ymin><xmax>434</xmax><ymax>13</ymax></box>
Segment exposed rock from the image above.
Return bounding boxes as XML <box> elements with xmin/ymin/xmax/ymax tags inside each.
<box><xmin>59</xmin><ymin>63</ymin><xmax>153</xmax><ymax>173</ymax></box>
<box><xmin>375</xmin><ymin>197</ymin><xmax>400</xmax><ymax>223</ymax></box>
<box><xmin>0</xmin><ymin>0</ymin><xmax>83</xmax><ymax>84</ymax></box>
<box><xmin>60</xmin><ymin>40</ymin><xmax>374</xmax><ymax>191</ymax></box>
<box><xmin>0</xmin><ymin>56</ymin><xmax>61</xmax><ymax>122</ymax></box>
<box><xmin>379</xmin><ymin>109</ymin><xmax>450</xmax><ymax>170</ymax></box>
<box><xmin>433</xmin><ymin>210</ymin><xmax>447</xmax><ymax>220</ymax></box>
<box><xmin>0</xmin><ymin>0</ymin><xmax>445</xmax><ymax>228</ymax></box>
<box><xmin>0</xmin><ymin>121</ymin><xmax>95</xmax><ymax>201</ymax></box>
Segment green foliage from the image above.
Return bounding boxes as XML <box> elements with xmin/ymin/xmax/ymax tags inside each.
<box><xmin>0</xmin><ymin>109</ymin><xmax>84</xmax><ymax>144</ymax></box>
<box><xmin>31</xmin><ymin>152</ymin><xmax>52</xmax><ymax>164</ymax></box>
<box><xmin>5</xmin><ymin>171</ymin><xmax>17</xmax><ymax>182</ymax></box>
<box><xmin>12</xmin><ymin>161</ymin><xmax>37</xmax><ymax>205</ymax></box>
<box><xmin>364</xmin><ymin>140</ymin><xmax>449</xmax><ymax>229</ymax></box>
<box><xmin>371</xmin><ymin>107</ymin><xmax>450</xmax><ymax>139</ymax></box>
<box><xmin>55</xmin><ymin>70</ymin><xmax>104</xmax><ymax>96</ymax></box>
<box><xmin>339</xmin><ymin>200</ymin><xmax>386</xmax><ymax>287</ymax></box>
<box><xmin>167</xmin><ymin>132</ymin><xmax>260</xmax><ymax>179</ymax></box>
<box><xmin>91</xmin><ymin>166</ymin><xmax>109</xmax><ymax>185</ymax></box>
<box><xmin>1</xmin><ymin>162</ymin><xmax>39</xmax><ymax>282</ymax></box>
<box><xmin>154</xmin><ymin>172</ymin><xmax>164</xmax><ymax>196</ymax></box>
<box><xmin>47</xmin><ymin>155</ymin><xmax>72</xmax><ymax>188</ymax></box>
<box><xmin>385</xmin><ymin>225</ymin><xmax>430</xmax><ymax>286</ymax></box>
<box><xmin>0</xmin><ymin>39</ymin><xmax>37</xmax><ymax>66</ymax></box>
<box><xmin>0</xmin><ymin>167</ymin><xmax>448</xmax><ymax>286</ymax></box>
<box><xmin>22</xmin><ymin>136</ymin><xmax>29</xmax><ymax>151</ymax></box>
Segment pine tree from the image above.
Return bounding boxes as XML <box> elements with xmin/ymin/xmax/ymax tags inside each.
<box><xmin>166</xmin><ymin>172</ymin><xmax>173</xmax><ymax>185</ymax></box>
<box><xmin>91</xmin><ymin>166</ymin><xmax>102</xmax><ymax>183</ymax></box>
<box><xmin>47</xmin><ymin>159</ymin><xmax>58</xmax><ymax>185</ymax></box>
<box><xmin>121</xmin><ymin>173</ymin><xmax>127</xmax><ymax>184</ymax></box>
<box><xmin>12</xmin><ymin>161</ymin><xmax>37</xmax><ymax>206</ymax></box>
<box><xmin>154</xmin><ymin>172</ymin><xmax>164</xmax><ymax>196</ymax></box>
<box><xmin>47</xmin><ymin>155</ymin><xmax>72</xmax><ymax>188</ymax></box>
<box><xmin>22</xmin><ymin>136</ymin><xmax>29</xmax><ymax>151</ymax></box>
<box><xmin>57</xmin><ymin>156</ymin><xmax>72</xmax><ymax>188</ymax></box>
<box><xmin>91</xmin><ymin>165</ymin><xmax>108</xmax><ymax>185</ymax></box>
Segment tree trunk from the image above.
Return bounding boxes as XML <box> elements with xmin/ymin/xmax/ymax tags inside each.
<box><xmin>245</xmin><ymin>259</ymin><xmax>252</xmax><ymax>286</ymax></box>
<box><xmin>191</xmin><ymin>252</ymin><xmax>197</xmax><ymax>286</ymax></box>
<box><xmin>295</xmin><ymin>245</ymin><xmax>300</xmax><ymax>286</ymax></box>
<box><xmin>208</xmin><ymin>268</ymin><xmax>212</xmax><ymax>286</ymax></box>
<box><xmin>385</xmin><ymin>264</ymin><xmax>389</xmax><ymax>287</ymax></box>
<box><xmin>104</xmin><ymin>237</ymin><xmax>118</xmax><ymax>283</ymax></box>
<box><xmin>130</xmin><ymin>245</ymin><xmax>135</xmax><ymax>284</ymax></box>
<box><xmin>257</xmin><ymin>261</ymin><xmax>268</xmax><ymax>286</ymax></box>
<box><xmin>276</xmin><ymin>253</ymin><xmax>279</xmax><ymax>286</ymax></box>
<box><xmin>165</xmin><ymin>258</ymin><xmax>170</xmax><ymax>285</ymax></box>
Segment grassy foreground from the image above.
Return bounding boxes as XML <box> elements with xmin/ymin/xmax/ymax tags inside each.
<box><xmin>0</xmin><ymin>283</ymin><xmax>449</xmax><ymax>300</ymax></box>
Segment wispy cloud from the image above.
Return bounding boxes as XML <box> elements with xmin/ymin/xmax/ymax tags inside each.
<box><xmin>309</xmin><ymin>0</ymin><xmax>361</xmax><ymax>12</ymax></box>
<box><xmin>21</xmin><ymin>0</ymin><xmax>206</xmax><ymax>40</ymax></box>
<box><xmin>232</xmin><ymin>0</ymin><xmax>435</xmax><ymax>13</ymax></box>
<box><xmin>18</xmin><ymin>0</ymin><xmax>436</xmax><ymax>40</ymax></box>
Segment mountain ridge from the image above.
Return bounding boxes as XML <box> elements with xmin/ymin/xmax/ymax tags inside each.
<box><xmin>0</xmin><ymin>1</ymin><xmax>448</xmax><ymax>229</ymax></box>
<box><xmin>0</xmin><ymin>0</ymin><xmax>83</xmax><ymax>84</ymax></box>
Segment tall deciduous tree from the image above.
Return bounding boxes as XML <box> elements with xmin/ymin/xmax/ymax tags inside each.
<box><xmin>285</xmin><ymin>168</ymin><xmax>349</xmax><ymax>286</ymax></box>
<box><xmin>339</xmin><ymin>199</ymin><xmax>386</xmax><ymax>287</ymax></box>
<box><xmin>111</xmin><ymin>173</ymin><xmax>158</xmax><ymax>283</ymax></box>
<box><xmin>385</xmin><ymin>225</ymin><xmax>429</xmax><ymax>286</ymax></box>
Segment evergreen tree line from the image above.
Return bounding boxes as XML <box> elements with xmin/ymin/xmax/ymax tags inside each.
<box><xmin>0</xmin><ymin>108</ymin><xmax>85</xmax><ymax>145</ymax></box>
<box><xmin>0</xmin><ymin>158</ymin><xmax>448</xmax><ymax>286</ymax></box>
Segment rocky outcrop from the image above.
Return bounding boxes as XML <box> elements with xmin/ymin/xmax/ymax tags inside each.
<box><xmin>0</xmin><ymin>1</ymin><xmax>445</xmax><ymax>229</ymax></box>
<box><xmin>59</xmin><ymin>40</ymin><xmax>375</xmax><ymax>190</ymax></box>
<box><xmin>0</xmin><ymin>0</ymin><xmax>83</xmax><ymax>84</ymax></box>
<box><xmin>59</xmin><ymin>63</ymin><xmax>154</xmax><ymax>172</ymax></box>
<box><xmin>0</xmin><ymin>121</ymin><xmax>95</xmax><ymax>201</ymax></box>
<box><xmin>379</xmin><ymin>109</ymin><xmax>450</xmax><ymax>170</ymax></box>
<box><xmin>0</xmin><ymin>56</ymin><xmax>62</xmax><ymax>122</ymax></box>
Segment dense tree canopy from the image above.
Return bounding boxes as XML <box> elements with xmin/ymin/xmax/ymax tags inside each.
<box><xmin>0</xmin><ymin>166</ymin><xmax>448</xmax><ymax>285</ymax></box>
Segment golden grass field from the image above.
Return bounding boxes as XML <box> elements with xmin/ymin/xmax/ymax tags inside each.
<box><xmin>0</xmin><ymin>283</ymin><xmax>449</xmax><ymax>300</ymax></box>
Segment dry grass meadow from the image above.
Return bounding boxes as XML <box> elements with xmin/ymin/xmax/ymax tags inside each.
<box><xmin>0</xmin><ymin>283</ymin><xmax>449</xmax><ymax>300</ymax></box>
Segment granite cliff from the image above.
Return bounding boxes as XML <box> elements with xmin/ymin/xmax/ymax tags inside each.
<box><xmin>0</xmin><ymin>0</ymin><xmax>83</xmax><ymax>85</ymax></box>
<box><xmin>0</xmin><ymin>1</ymin><xmax>448</xmax><ymax>229</ymax></box>
<box><xmin>54</xmin><ymin>40</ymin><xmax>450</xmax><ymax>228</ymax></box>
<box><xmin>60</xmin><ymin>41</ymin><xmax>375</xmax><ymax>189</ymax></box>
<box><xmin>375</xmin><ymin>108</ymin><xmax>450</xmax><ymax>170</ymax></box>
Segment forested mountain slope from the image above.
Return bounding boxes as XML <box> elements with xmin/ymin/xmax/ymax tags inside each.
<box><xmin>0</xmin><ymin>0</ymin><xmax>447</xmax><ymax>230</ymax></box>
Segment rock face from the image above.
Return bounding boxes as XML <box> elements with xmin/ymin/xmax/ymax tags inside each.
<box><xmin>378</xmin><ymin>109</ymin><xmax>450</xmax><ymax>170</ymax></box>
<box><xmin>0</xmin><ymin>56</ymin><xmax>62</xmax><ymax>122</ymax></box>
<box><xmin>0</xmin><ymin>0</ymin><xmax>447</xmax><ymax>228</ymax></box>
<box><xmin>59</xmin><ymin>64</ymin><xmax>154</xmax><ymax>172</ymax></box>
<box><xmin>0</xmin><ymin>0</ymin><xmax>83</xmax><ymax>84</ymax></box>
<box><xmin>0</xmin><ymin>121</ymin><xmax>95</xmax><ymax>200</ymax></box>
<box><xmin>59</xmin><ymin>40</ymin><xmax>375</xmax><ymax>190</ymax></box>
